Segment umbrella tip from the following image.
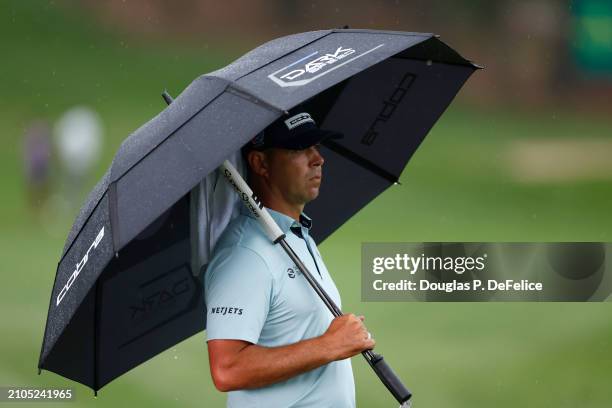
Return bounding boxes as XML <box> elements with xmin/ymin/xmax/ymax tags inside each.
<box><xmin>38</xmin><ymin>368</ymin><xmax>41</xmax><ymax>375</ymax></box>
<box><xmin>162</xmin><ymin>90</ymin><xmax>174</xmax><ymax>105</ymax></box>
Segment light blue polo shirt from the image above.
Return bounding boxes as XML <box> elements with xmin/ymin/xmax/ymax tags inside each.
<box><xmin>204</xmin><ymin>204</ymin><xmax>355</xmax><ymax>408</ymax></box>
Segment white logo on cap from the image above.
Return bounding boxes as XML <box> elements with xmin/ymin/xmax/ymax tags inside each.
<box><xmin>284</xmin><ymin>113</ymin><xmax>315</xmax><ymax>130</ymax></box>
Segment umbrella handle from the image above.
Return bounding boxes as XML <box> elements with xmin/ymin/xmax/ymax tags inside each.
<box><xmin>369</xmin><ymin>353</ymin><xmax>413</xmax><ymax>405</ymax></box>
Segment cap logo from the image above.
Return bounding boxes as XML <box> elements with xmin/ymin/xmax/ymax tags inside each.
<box><xmin>284</xmin><ymin>112</ymin><xmax>315</xmax><ymax>130</ymax></box>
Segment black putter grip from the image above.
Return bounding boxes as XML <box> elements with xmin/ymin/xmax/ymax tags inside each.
<box><xmin>370</xmin><ymin>353</ymin><xmax>412</xmax><ymax>404</ymax></box>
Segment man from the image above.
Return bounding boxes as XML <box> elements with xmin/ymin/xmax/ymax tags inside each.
<box><xmin>204</xmin><ymin>107</ymin><xmax>376</xmax><ymax>407</ymax></box>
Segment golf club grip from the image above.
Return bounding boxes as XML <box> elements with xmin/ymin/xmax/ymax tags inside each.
<box><xmin>370</xmin><ymin>353</ymin><xmax>412</xmax><ymax>404</ymax></box>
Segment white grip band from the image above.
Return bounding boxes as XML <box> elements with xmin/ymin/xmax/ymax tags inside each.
<box><xmin>220</xmin><ymin>160</ymin><xmax>284</xmax><ymax>242</ymax></box>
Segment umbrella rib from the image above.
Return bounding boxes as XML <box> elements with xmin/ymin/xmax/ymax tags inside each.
<box><xmin>225</xmin><ymin>82</ymin><xmax>289</xmax><ymax>115</ymax></box>
<box><xmin>93</xmin><ymin>282</ymin><xmax>100</xmax><ymax>395</ymax></box>
<box><xmin>322</xmin><ymin>139</ymin><xmax>400</xmax><ymax>185</ymax></box>
<box><xmin>108</xmin><ymin>182</ymin><xmax>119</xmax><ymax>253</ymax></box>
<box><xmin>331</xmin><ymin>28</ymin><xmax>434</xmax><ymax>38</ymax></box>
<box><xmin>38</xmin><ymin>260</ymin><xmax>62</xmax><ymax>371</ymax></box>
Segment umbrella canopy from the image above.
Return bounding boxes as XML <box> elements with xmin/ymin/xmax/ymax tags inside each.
<box><xmin>39</xmin><ymin>28</ymin><xmax>479</xmax><ymax>393</ymax></box>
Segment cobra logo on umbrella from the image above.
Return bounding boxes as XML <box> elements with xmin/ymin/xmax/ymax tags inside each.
<box><xmin>55</xmin><ymin>226</ymin><xmax>105</xmax><ymax>306</ymax></box>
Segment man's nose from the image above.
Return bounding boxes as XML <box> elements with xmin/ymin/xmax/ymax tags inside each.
<box><xmin>309</xmin><ymin>145</ymin><xmax>324</xmax><ymax>166</ymax></box>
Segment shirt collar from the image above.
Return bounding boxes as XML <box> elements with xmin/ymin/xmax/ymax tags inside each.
<box><xmin>240</xmin><ymin>204</ymin><xmax>312</xmax><ymax>234</ymax></box>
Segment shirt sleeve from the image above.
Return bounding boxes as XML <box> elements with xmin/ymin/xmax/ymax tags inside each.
<box><xmin>204</xmin><ymin>245</ymin><xmax>272</xmax><ymax>344</ymax></box>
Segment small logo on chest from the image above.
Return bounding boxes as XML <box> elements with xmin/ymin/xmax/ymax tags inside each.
<box><xmin>287</xmin><ymin>266</ymin><xmax>300</xmax><ymax>279</ymax></box>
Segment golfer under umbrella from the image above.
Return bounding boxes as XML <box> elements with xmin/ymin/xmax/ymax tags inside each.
<box><xmin>38</xmin><ymin>28</ymin><xmax>479</xmax><ymax>406</ymax></box>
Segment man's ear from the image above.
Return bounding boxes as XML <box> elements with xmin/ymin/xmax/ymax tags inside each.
<box><xmin>247</xmin><ymin>150</ymin><xmax>269</xmax><ymax>179</ymax></box>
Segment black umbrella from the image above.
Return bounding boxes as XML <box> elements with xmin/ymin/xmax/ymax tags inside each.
<box><xmin>39</xmin><ymin>28</ymin><xmax>479</xmax><ymax>399</ymax></box>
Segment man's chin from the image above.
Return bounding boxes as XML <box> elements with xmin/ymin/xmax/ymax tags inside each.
<box><xmin>304</xmin><ymin>189</ymin><xmax>320</xmax><ymax>203</ymax></box>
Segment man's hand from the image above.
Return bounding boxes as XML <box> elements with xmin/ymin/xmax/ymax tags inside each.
<box><xmin>321</xmin><ymin>314</ymin><xmax>376</xmax><ymax>361</ymax></box>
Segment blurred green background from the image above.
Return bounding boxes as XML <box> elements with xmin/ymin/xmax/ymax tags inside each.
<box><xmin>1</xmin><ymin>1</ymin><xmax>611</xmax><ymax>407</ymax></box>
